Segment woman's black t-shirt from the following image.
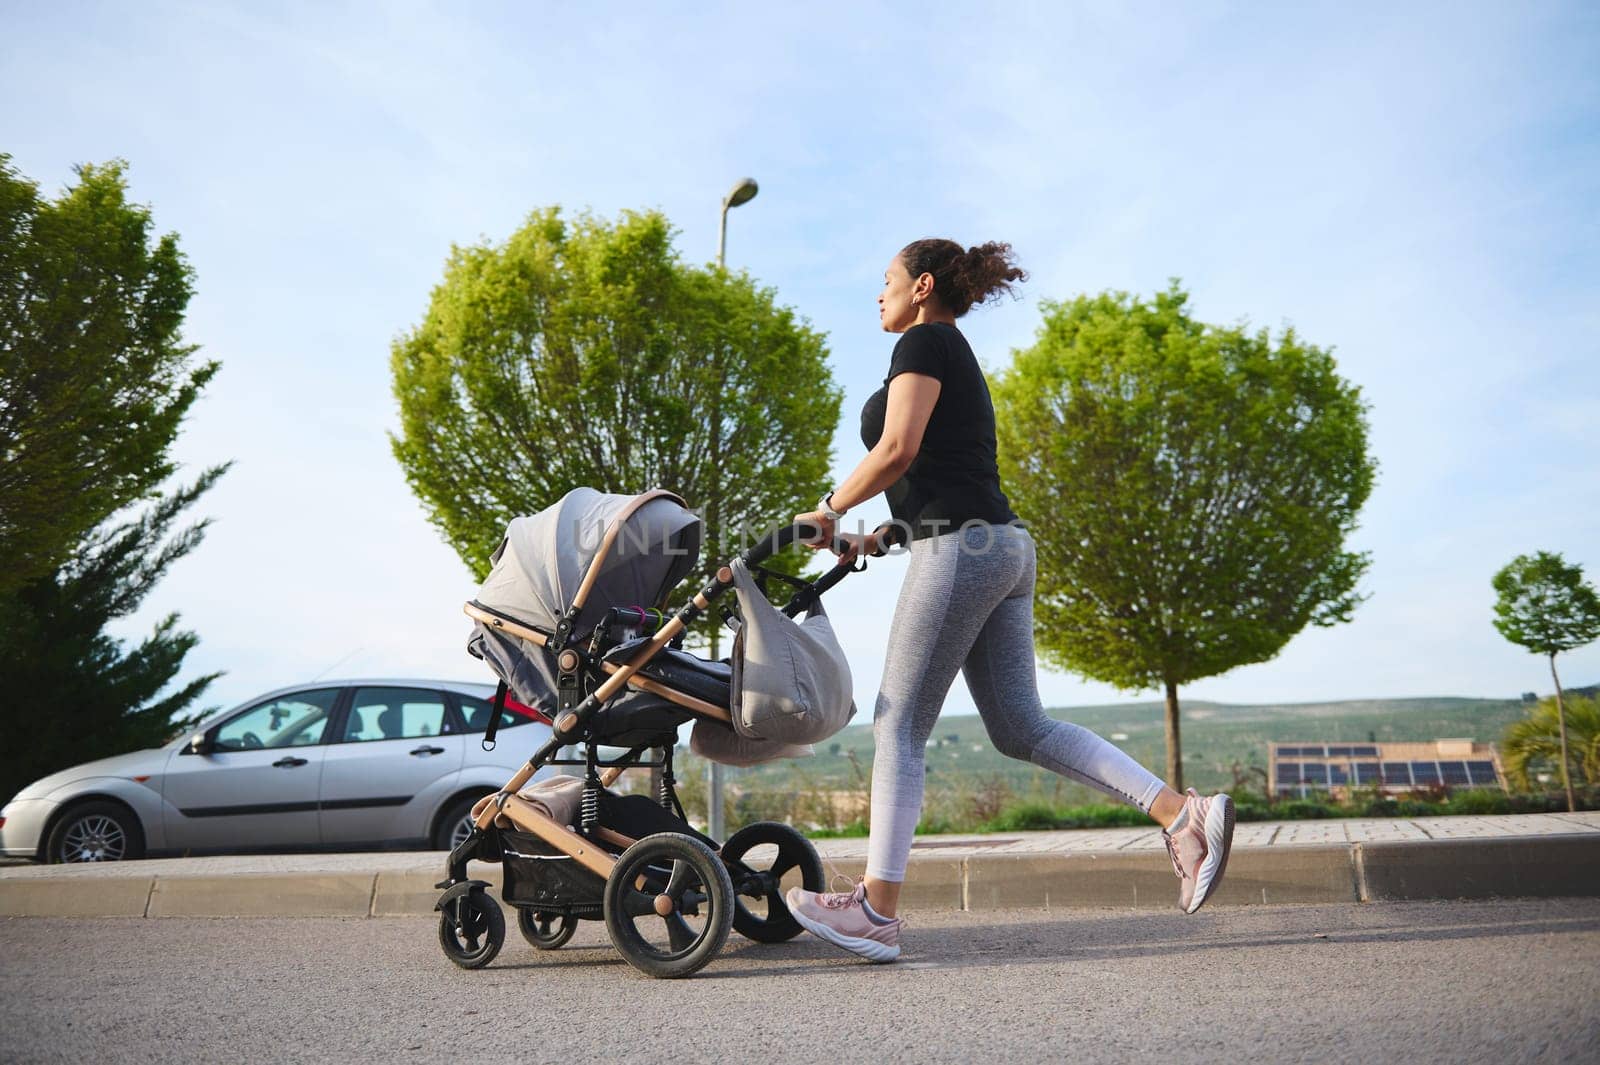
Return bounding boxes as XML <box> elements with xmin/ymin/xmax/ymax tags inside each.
<box><xmin>859</xmin><ymin>322</ymin><xmax>1019</xmax><ymax>542</ymax></box>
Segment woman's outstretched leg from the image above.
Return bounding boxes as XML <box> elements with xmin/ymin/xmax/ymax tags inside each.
<box><xmin>963</xmin><ymin>592</ymin><xmax>1168</xmax><ymax>813</ymax></box>
<box><xmin>961</xmin><ymin>534</ymin><xmax>1235</xmax><ymax>913</ymax></box>
<box><xmin>786</xmin><ymin>529</ymin><xmax>1014</xmax><ymax>959</ymax></box>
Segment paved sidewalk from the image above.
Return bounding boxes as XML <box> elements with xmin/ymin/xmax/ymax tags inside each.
<box><xmin>3</xmin><ymin>812</ymin><xmax>1597</xmax><ymax>918</ymax></box>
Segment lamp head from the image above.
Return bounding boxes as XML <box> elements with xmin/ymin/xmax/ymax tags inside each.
<box><xmin>724</xmin><ymin>177</ymin><xmax>759</xmax><ymax>208</ymax></box>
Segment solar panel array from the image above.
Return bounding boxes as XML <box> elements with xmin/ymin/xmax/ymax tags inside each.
<box><xmin>1277</xmin><ymin>745</ymin><xmax>1380</xmax><ymax>757</ymax></box>
<box><xmin>1272</xmin><ymin>750</ymin><xmax>1499</xmax><ymax>797</ymax></box>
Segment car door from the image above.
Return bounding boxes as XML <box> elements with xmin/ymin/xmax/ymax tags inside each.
<box><xmin>162</xmin><ymin>688</ymin><xmax>339</xmax><ymax>850</ymax></box>
<box><xmin>317</xmin><ymin>685</ymin><xmax>465</xmax><ymax>845</ymax></box>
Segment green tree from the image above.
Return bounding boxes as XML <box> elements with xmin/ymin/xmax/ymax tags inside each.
<box><xmin>990</xmin><ymin>284</ymin><xmax>1375</xmax><ymax>790</ymax></box>
<box><xmin>1501</xmin><ymin>693</ymin><xmax>1599</xmax><ymax>796</ymax></box>
<box><xmin>0</xmin><ymin>157</ymin><xmax>227</xmax><ymax>802</ymax></box>
<box><xmin>0</xmin><ymin>470</ymin><xmax>227</xmax><ymax>801</ymax></box>
<box><xmin>0</xmin><ymin>155</ymin><xmax>217</xmax><ymax>597</ymax></box>
<box><xmin>390</xmin><ymin>207</ymin><xmax>841</xmax><ymax>650</ymax></box>
<box><xmin>1492</xmin><ymin>551</ymin><xmax>1600</xmax><ymax>811</ymax></box>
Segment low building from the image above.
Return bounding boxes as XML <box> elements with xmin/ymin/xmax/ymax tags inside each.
<box><xmin>1269</xmin><ymin>738</ymin><xmax>1504</xmax><ymax>800</ymax></box>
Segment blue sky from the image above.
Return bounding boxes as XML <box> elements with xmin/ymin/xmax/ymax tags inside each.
<box><xmin>3</xmin><ymin>1</ymin><xmax>1597</xmax><ymax>718</ymax></box>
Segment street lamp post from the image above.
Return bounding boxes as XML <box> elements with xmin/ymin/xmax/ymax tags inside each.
<box><xmin>717</xmin><ymin>177</ymin><xmax>758</xmax><ymax>271</ymax></box>
<box><xmin>707</xmin><ymin>176</ymin><xmax>757</xmax><ymax>842</ymax></box>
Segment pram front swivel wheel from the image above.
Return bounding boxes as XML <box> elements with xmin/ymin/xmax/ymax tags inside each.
<box><xmin>721</xmin><ymin>821</ymin><xmax>826</xmax><ymax>943</ymax></box>
<box><xmin>517</xmin><ymin>908</ymin><xmax>578</xmax><ymax>950</ymax></box>
<box><xmin>437</xmin><ymin>890</ymin><xmax>505</xmax><ymax>969</ymax></box>
<box><xmin>603</xmin><ymin>832</ymin><xmax>734</xmax><ymax>979</ymax></box>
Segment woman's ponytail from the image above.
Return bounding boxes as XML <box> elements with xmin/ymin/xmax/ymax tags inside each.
<box><xmin>899</xmin><ymin>238</ymin><xmax>1027</xmax><ymax>317</ymax></box>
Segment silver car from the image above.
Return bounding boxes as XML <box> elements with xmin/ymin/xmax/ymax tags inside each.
<box><xmin>0</xmin><ymin>679</ymin><xmax>554</xmax><ymax>863</ymax></box>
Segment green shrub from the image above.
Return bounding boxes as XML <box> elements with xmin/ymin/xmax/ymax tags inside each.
<box><xmin>981</xmin><ymin>801</ymin><xmax>1153</xmax><ymax>832</ymax></box>
<box><xmin>1506</xmin><ymin>786</ymin><xmax>1600</xmax><ymax>813</ymax></box>
<box><xmin>706</xmin><ymin>772</ymin><xmax>1600</xmax><ymax>842</ymax></box>
<box><xmin>983</xmin><ymin>801</ymin><xmax>1063</xmax><ymax>831</ymax></box>
<box><xmin>810</xmin><ymin>819</ymin><xmax>869</xmax><ymax>839</ymax></box>
<box><xmin>728</xmin><ymin>787</ymin><xmax>799</xmax><ymax>831</ymax></box>
<box><xmin>1360</xmin><ymin>796</ymin><xmax>1400</xmax><ymax>818</ymax></box>
<box><xmin>1444</xmin><ymin>789</ymin><xmax>1511</xmax><ymax>815</ymax></box>
<box><xmin>1277</xmin><ymin>799</ymin><xmax>1334</xmax><ymax>820</ymax></box>
<box><xmin>1234</xmin><ymin>801</ymin><xmax>1274</xmax><ymax>822</ymax></box>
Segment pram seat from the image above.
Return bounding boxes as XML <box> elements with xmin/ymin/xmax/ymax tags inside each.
<box><xmin>588</xmin><ymin>696</ymin><xmax>693</xmax><ymax>748</ymax></box>
<box><xmin>601</xmin><ymin>638</ymin><xmax>732</xmax><ymax>709</ymax></box>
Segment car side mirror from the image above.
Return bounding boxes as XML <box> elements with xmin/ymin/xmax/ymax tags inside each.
<box><xmin>187</xmin><ymin>732</ymin><xmax>214</xmax><ymax>756</ymax></box>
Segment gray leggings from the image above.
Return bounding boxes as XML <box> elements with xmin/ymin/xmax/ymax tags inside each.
<box><xmin>866</xmin><ymin>523</ymin><xmax>1166</xmax><ymax>882</ymax></box>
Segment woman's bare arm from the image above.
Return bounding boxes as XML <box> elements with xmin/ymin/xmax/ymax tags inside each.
<box><xmin>829</xmin><ymin>372</ymin><xmax>941</xmax><ymax>511</ymax></box>
<box><xmin>794</xmin><ymin>372</ymin><xmax>941</xmax><ymax>550</ymax></box>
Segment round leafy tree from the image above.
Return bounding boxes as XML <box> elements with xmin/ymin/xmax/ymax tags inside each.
<box><xmin>390</xmin><ymin>207</ymin><xmax>841</xmax><ymax>651</ymax></box>
<box><xmin>990</xmin><ymin>284</ymin><xmax>1376</xmax><ymax>790</ymax></box>
<box><xmin>1492</xmin><ymin>550</ymin><xmax>1600</xmax><ymax>811</ymax></box>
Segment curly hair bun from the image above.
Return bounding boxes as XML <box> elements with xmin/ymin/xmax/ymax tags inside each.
<box><xmin>899</xmin><ymin>238</ymin><xmax>1027</xmax><ymax>317</ymax></box>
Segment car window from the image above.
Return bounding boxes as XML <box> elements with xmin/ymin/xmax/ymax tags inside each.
<box><xmin>215</xmin><ymin>690</ymin><xmax>339</xmax><ymax>751</ymax></box>
<box><xmin>342</xmin><ymin>687</ymin><xmax>453</xmax><ymax>743</ymax></box>
<box><xmin>457</xmin><ymin>694</ymin><xmax>534</xmax><ymax>733</ymax></box>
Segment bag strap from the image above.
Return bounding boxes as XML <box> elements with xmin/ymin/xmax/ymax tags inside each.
<box><xmin>482</xmin><ymin>679</ymin><xmax>509</xmax><ymax>751</ymax></box>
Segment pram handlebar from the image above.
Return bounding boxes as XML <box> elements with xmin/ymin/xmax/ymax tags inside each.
<box><xmin>736</xmin><ymin>521</ymin><xmax>861</xmax><ymax>618</ymax></box>
<box><xmin>739</xmin><ymin>520</ymin><xmax>851</xmax><ymax>566</ymax></box>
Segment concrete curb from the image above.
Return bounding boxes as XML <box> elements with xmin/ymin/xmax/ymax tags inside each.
<box><xmin>1354</xmin><ymin>835</ymin><xmax>1600</xmax><ymax>902</ymax></box>
<box><xmin>3</xmin><ymin>833</ymin><xmax>1597</xmax><ymax>919</ymax></box>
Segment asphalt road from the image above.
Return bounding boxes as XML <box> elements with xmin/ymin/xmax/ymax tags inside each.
<box><xmin>2</xmin><ymin>901</ymin><xmax>1597</xmax><ymax>1064</ymax></box>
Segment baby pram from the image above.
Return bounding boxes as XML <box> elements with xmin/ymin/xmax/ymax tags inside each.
<box><xmin>436</xmin><ymin>488</ymin><xmax>861</xmax><ymax>978</ymax></box>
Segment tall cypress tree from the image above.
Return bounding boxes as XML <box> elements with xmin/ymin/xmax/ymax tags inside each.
<box><xmin>0</xmin><ymin>157</ymin><xmax>226</xmax><ymax>802</ymax></box>
<box><xmin>0</xmin><ymin>470</ymin><xmax>228</xmax><ymax>798</ymax></box>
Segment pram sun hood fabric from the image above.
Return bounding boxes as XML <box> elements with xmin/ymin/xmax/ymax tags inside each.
<box><xmin>476</xmin><ymin>488</ymin><xmax>702</xmax><ymax>637</ymax></box>
<box><xmin>470</xmin><ymin>488</ymin><xmax>701</xmax><ymax>715</ymax></box>
<box><xmin>467</xmin><ymin>488</ymin><xmax>852</xmax><ymax>768</ymax></box>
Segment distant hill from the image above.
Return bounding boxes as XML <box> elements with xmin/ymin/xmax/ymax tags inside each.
<box><xmin>692</xmin><ymin>690</ymin><xmax>1585</xmax><ymax>801</ymax></box>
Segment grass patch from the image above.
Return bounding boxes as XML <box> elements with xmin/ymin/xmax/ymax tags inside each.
<box><xmin>747</xmin><ymin>786</ymin><xmax>1599</xmax><ymax>837</ymax></box>
<box><xmin>980</xmin><ymin>801</ymin><xmax>1152</xmax><ymax>832</ymax></box>
<box><xmin>671</xmin><ymin>745</ymin><xmax>1600</xmax><ymax>837</ymax></box>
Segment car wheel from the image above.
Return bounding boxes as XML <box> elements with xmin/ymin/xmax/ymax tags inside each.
<box><xmin>434</xmin><ymin>793</ymin><xmax>491</xmax><ymax>851</ymax></box>
<box><xmin>46</xmin><ymin>801</ymin><xmax>146</xmax><ymax>864</ymax></box>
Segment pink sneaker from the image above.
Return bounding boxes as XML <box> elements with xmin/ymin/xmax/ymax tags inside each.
<box><xmin>1163</xmin><ymin>789</ymin><xmax>1235</xmax><ymax>914</ymax></box>
<box><xmin>785</xmin><ymin>881</ymin><xmax>902</xmax><ymax>963</ymax></box>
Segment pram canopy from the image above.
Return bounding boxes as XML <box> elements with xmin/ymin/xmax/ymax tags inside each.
<box><xmin>475</xmin><ymin>487</ymin><xmax>702</xmax><ymax>638</ymax></box>
<box><xmin>470</xmin><ymin>488</ymin><xmax>702</xmax><ymax>721</ymax></box>
<box><xmin>467</xmin><ymin>487</ymin><xmax>854</xmax><ymax>765</ymax></box>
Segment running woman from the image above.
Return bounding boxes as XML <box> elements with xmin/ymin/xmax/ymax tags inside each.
<box><xmin>785</xmin><ymin>239</ymin><xmax>1234</xmax><ymax>963</ymax></box>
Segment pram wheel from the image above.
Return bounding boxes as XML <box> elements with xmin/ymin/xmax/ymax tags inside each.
<box><xmin>720</xmin><ymin>821</ymin><xmax>826</xmax><ymax>943</ymax></box>
<box><xmin>437</xmin><ymin>890</ymin><xmax>505</xmax><ymax>969</ymax></box>
<box><xmin>603</xmin><ymin>833</ymin><xmax>733</xmax><ymax>979</ymax></box>
<box><xmin>517</xmin><ymin>908</ymin><xmax>578</xmax><ymax>950</ymax></box>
